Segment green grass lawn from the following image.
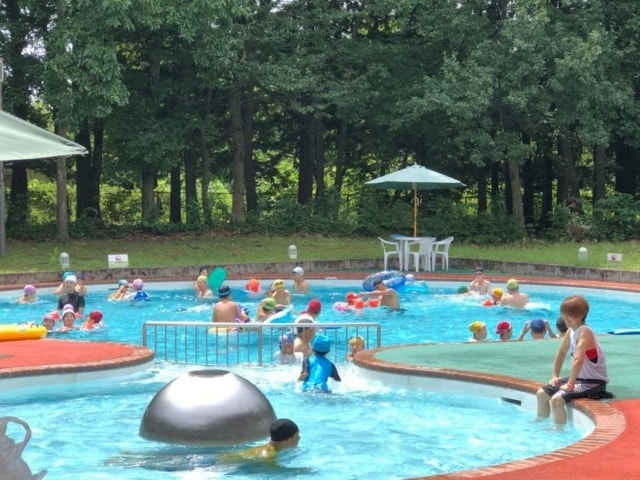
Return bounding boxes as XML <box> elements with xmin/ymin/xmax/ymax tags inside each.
<box><xmin>0</xmin><ymin>234</ymin><xmax>637</xmax><ymax>273</ymax></box>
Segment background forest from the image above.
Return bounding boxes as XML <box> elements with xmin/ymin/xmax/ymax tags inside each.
<box><xmin>2</xmin><ymin>0</ymin><xmax>640</xmax><ymax>245</ymax></box>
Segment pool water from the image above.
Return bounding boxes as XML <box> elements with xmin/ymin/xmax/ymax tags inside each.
<box><xmin>2</xmin><ymin>364</ymin><xmax>587</xmax><ymax>480</ymax></box>
<box><xmin>0</xmin><ymin>279</ymin><xmax>633</xmax><ymax>479</ymax></box>
<box><xmin>2</xmin><ymin>280</ymin><xmax>639</xmax><ymax>346</ymax></box>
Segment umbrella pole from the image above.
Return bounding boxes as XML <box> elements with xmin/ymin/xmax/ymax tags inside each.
<box><xmin>413</xmin><ymin>185</ymin><xmax>417</xmax><ymax>237</ymax></box>
<box><xmin>0</xmin><ymin>162</ymin><xmax>5</xmax><ymax>257</ymax></box>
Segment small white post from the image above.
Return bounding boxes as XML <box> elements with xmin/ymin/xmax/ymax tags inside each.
<box><xmin>578</xmin><ymin>247</ymin><xmax>587</xmax><ymax>261</ymax></box>
<box><xmin>60</xmin><ymin>252</ymin><xmax>70</xmax><ymax>269</ymax></box>
<box><xmin>288</xmin><ymin>244</ymin><xmax>298</xmax><ymax>261</ymax></box>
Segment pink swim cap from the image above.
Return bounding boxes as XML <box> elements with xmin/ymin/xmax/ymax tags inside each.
<box><xmin>24</xmin><ymin>284</ymin><xmax>36</xmax><ymax>295</ymax></box>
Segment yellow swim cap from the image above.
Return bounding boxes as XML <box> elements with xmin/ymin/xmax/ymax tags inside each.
<box><xmin>273</xmin><ymin>279</ymin><xmax>285</xmax><ymax>289</ymax></box>
<box><xmin>468</xmin><ymin>321</ymin><xmax>486</xmax><ymax>333</ymax></box>
<box><xmin>492</xmin><ymin>288</ymin><xmax>503</xmax><ymax>298</ymax></box>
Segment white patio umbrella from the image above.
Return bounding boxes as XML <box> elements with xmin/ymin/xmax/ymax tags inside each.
<box><xmin>365</xmin><ymin>164</ymin><xmax>465</xmax><ymax>236</ymax></box>
<box><xmin>0</xmin><ymin>110</ymin><xmax>88</xmax><ymax>256</ymax></box>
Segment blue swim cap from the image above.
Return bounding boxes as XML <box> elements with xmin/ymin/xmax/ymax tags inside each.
<box><xmin>218</xmin><ymin>284</ymin><xmax>231</xmax><ymax>297</ymax></box>
<box><xmin>311</xmin><ymin>334</ymin><xmax>331</xmax><ymax>354</ymax></box>
<box><xmin>530</xmin><ymin>319</ymin><xmax>546</xmax><ymax>333</ymax></box>
<box><xmin>279</xmin><ymin>333</ymin><xmax>294</xmax><ymax>346</ymax></box>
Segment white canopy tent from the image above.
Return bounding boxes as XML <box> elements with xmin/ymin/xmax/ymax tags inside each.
<box><xmin>0</xmin><ymin>110</ymin><xmax>87</xmax><ymax>256</ymax></box>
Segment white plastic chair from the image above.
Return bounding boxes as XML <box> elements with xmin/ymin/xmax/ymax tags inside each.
<box><xmin>378</xmin><ymin>237</ymin><xmax>401</xmax><ymax>270</ymax></box>
<box><xmin>431</xmin><ymin>236</ymin><xmax>454</xmax><ymax>271</ymax></box>
<box><xmin>407</xmin><ymin>237</ymin><xmax>436</xmax><ymax>272</ymax></box>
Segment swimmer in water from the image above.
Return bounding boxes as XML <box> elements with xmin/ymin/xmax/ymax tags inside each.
<box><xmin>18</xmin><ymin>284</ymin><xmax>37</xmax><ymax>304</ymax></box>
<box><xmin>360</xmin><ymin>279</ymin><xmax>400</xmax><ymax>309</ymax></box>
<box><xmin>346</xmin><ymin>335</ymin><xmax>366</xmax><ymax>361</ymax></box>
<box><xmin>195</xmin><ymin>275</ymin><xmax>213</xmax><ymax>299</ymax></box>
<box><xmin>219</xmin><ymin>419</ymin><xmax>300</xmax><ymax>463</ymax></box>
<box><xmin>109</xmin><ymin>279</ymin><xmax>131</xmax><ymax>300</ymax></box>
<box><xmin>468</xmin><ymin>321</ymin><xmax>488</xmax><ymax>342</ymax></box>
<box><xmin>298</xmin><ymin>335</ymin><xmax>341</xmax><ymax>393</ymax></box>
<box><xmin>274</xmin><ymin>333</ymin><xmax>303</xmax><ymax>364</ymax></box>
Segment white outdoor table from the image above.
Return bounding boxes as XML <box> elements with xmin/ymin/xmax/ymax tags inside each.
<box><xmin>391</xmin><ymin>235</ymin><xmax>436</xmax><ymax>271</ymax></box>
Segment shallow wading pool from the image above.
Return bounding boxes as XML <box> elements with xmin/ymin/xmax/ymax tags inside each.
<box><xmin>1</xmin><ymin>279</ymin><xmax>634</xmax><ymax>479</ymax></box>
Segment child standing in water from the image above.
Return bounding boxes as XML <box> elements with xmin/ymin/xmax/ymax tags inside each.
<box><xmin>298</xmin><ymin>335</ymin><xmax>341</xmax><ymax>393</ymax></box>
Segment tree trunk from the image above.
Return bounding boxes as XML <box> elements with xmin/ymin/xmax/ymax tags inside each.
<box><xmin>612</xmin><ymin>137</ymin><xmax>640</xmax><ymax>195</ymax></box>
<box><xmin>55</xmin><ymin>127</ymin><xmax>69</xmax><ymax>241</ymax></box>
<box><xmin>557</xmin><ymin>131</ymin><xmax>581</xmax><ymax>213</ymax></box>
<box><xmin>334</xmin><ymin>117</ymin><xmax>347</xmax><ymax>193</ymax></box>
<box><xmin>169</xmin><ymin>165</ymin><xmax>181</xmax><ymax>224</ymax></box>
<box><xmin>75</xmin><ymin>119</ymin><xmax>103</xmax><ymax>223</ymax></box>
<box><xmin>54</xmin><ymin>0</ymin><xmax>69</xmax><ymax>241</ymax></box>
<box><xmin>477</xmin><ymin>167</ymin><xmax>487</xmax><ymax>213</ymax></box>
<box><xmin>313</xmin><ymin>117</ymin><xmax>325</xmax><ymax>197</ymax></box>
<box><xmin>199</xmin><ymin>129</ymin><xmax>211</xmax><ymax>224</ymax></box>
<box><xmin>230</xmin><ymin>90</ymin><xmax>246</xmax><ymax>223</ymax></box>
<box><xmin>593</xmin><ymin>143</ymin><xmax>606</xmax><ymax>205</ymax></box>
<box><xmin>522</xmin><ymin>134</ymin><xmax>534</xmax><ymax>226</ymax></box>
<box><xmin>8</xmin><ymin>163</ymin><xmax>27</xmax><ymax>228</ymax></box>
<box><xmin>140</xmin><ymin>167</ymin><xmax>156</xmax><ymax>223</ymax></box>
<box><xmin>506</xmin><ymin>159</ymin><xmax>524</xmax><ymax>227</ymax></box>
<box><xmin>184</xmin><ymin>144</ymin><xmax>199</xmax><ymax>224</ymax></box>
<box><xmin>243</xmin><ymin>88</ymin><xmax>257</xmax><ymax>213</ymax></box>
<box><xmin>540</xmin><ymin>137</ymin><xmax>554</xmax><ymax>230</ymax></box>
<box><xmin>200</xmin><ymin>89</ymin><xmax>212</xmax><ymax>223</ymax></box>
<box><xmin>298</xmin><ymin>115</ymin><xmax>316</xmax><ymax>204</ymax></box>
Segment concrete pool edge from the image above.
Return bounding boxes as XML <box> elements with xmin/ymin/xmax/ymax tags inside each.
<box><xmin>0</xmin><ymin>339</ymin><xmax>155</xmax><ymax>392</ymax></box>
<box><xmin>354</xmin><ymin>346</ymin><xmax>627</xmax><ymax>479</ymax></box>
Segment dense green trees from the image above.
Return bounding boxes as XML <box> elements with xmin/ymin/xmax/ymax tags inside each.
<box><xmin>2</xmin><ymin>0</ymin><xmax>640</xmax><ymax>242</ymax></box>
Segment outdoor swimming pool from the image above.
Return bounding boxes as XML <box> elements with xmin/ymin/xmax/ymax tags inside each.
<box><xmin>1</xmin><ymin>279</ymin><xmax>636</xmax><ymax>479</ymax></box>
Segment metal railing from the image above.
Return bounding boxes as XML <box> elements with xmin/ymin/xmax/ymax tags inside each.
<box><xmin>142</xmin><ymin>321</ymin><xmax>382</xmax><ymax>366</ymax></box>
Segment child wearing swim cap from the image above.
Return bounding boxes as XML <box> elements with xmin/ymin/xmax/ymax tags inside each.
<box><xmin>257</xmin><ymin>297</ymin><xmax>277</xmax><ymax>322</ymax></box>
<box><xmin>271</xmin><ymin>279</ymin><xmax>291</xmax><ymax>307</ymax></box>
<box><xmin>18</xmin><ymin>284</ymin><xmax>37</xmax><ymax>304</ymax></box>
<box><xmin>298</xmin><ymin>334</ymin><xmax>341</xmax><ymax>393</ymax></box>
<box><xmin>195</xmin><ymin>275</ymin><xmax>213</xmax><ymax>299</ymax></box>
<box><xmin>346</xmin><ymin>335</ymin><xmax>366</xmax><ymax>361</ymax></box>
<box><xmin>82</xmin><ymin>311</ymin><xmax>105</xmax><ymax>330</ymax></box>
<box><xmin>468</xmin><ymin>321</ymin><xmax>487</xmax><ymax>342</ymax></box>
<box><xmin>219</xmin><ymin>418</ymin><xmax>300</xmax><ymax>462</ymax></box>
<box><xmin>274</xmin><ymin>333</ymin><xmax>302</xmax><ymax>364</ymax></box>
<box><xmin>59</xmin><ymin>304</ymin><xmax>78</xmax><ymax>332</ymax></box>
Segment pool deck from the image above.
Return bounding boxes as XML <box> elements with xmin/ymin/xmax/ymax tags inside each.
<box><xmin>1</xmin><ymin>271</ymin><xmax>639</xmax><ymax>479</ymax></box>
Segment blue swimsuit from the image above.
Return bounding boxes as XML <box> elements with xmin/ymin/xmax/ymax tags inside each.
<box><xmin>301</xmin><ymin>355</ymin><xmax>341</xmax><ymax>392</ymax></box>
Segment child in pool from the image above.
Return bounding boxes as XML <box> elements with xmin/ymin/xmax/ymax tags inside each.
<box><xmin>195</xmin><ymin>275</ymin><xmax>213</xmax><ymax>299</ymax></box>
<box><xmin>298</xmin><ymin>334</ymin><xmax>341</xmax><ymax>393</ymax></box>
<box><xmin>41</xmin><ymin>313</ymin><xmax>57</xmax><ymax>331</ymax></box>
<box><xmin>274</xmin><ymin>333</ymin><xmax>303</xmax><ymax>364</ymax></box>
<box><xmin>270</xmin><ymin>279</ymin><xmax>291</xmax><ymax>307</ymax></box>
<box><xmin>346</xmin><ymin>335</ymin><xmax>366</xmax><ymax>361</ymax></box>
<box><xmin>109</xmin><ymin>279</ymin><xmax>131</xmax><ymax>300</ymax></box>
<box><xmin>131</xmin><ymin>278</ymin><xmax>150</xmax><ymax>301</ymax></box>
<box><xmin>58</xmin><ymin>304</ymin><xmax>79</xmax><ymax>332</ymax></box>
<box><xmin>18</xmin><ymin>284</ymin><xmax>37</xmax><ymax>304</ymax></box>
<box><xmin>82</xmin><ymin>310</ymin><xmax>105</xmax><ymax>330</ymax></box>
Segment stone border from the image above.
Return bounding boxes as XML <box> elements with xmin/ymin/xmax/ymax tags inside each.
<box><xmin>1</xmin><ymin>257</ymin><xmax>639</xmax><ymax>288</ymax></box>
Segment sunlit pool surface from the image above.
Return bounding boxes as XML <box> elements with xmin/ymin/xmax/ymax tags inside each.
<box><xmin>2</xmin><ymin>279</ymin><xmax>636</xmax><ymax>479</ymax></box>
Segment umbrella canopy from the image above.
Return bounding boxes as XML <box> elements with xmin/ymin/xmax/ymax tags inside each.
<box><xmin>0</xmin><ymin>111</ymin><xmax>87</xmax><ymax>161</ymax></box>
<box><xmin>365</xmin><ymin>164</ymin><xmax>465</xmax><ymax>236</ymax></box>
<box><xmin>0</xmin><ymin>110</ymin><xmax>88</xmax><ymax>257</ymax></box>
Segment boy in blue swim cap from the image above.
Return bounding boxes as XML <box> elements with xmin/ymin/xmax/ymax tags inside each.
<box><xmin>298</xmin><ymin>334</ymin><xmax>341</xmax><ymax>393</ymax></box>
